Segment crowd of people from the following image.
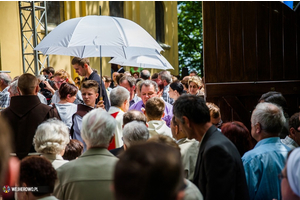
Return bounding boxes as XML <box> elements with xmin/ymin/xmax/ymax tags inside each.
<box><xmin>0</xmin><ymin>57</ymin><xmax>299</xmax><ymax>200</ymax></box>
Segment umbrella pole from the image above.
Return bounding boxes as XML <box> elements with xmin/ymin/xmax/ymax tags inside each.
<box><xmin>99</xmin><ymin>45</ymin><xmax>103</xmax><ymax>100</ymax></box>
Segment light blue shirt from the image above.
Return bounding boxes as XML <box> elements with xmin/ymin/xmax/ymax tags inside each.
<box><xmin>242</xmin><ymin>137</ymin><xmax>290</xmax><ymax>200</ymax></box>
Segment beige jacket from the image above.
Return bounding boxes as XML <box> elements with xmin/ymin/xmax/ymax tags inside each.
<box><xmin>54</xmin><ymin>148</ymin><xmax>118</xmax><ymax>200</ymax></box>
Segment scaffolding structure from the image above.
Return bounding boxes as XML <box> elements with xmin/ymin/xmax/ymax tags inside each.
<box><xmin>19</xmin><ymin>1</ymin><xmax>49</xmax><ymax>76</ymax></box>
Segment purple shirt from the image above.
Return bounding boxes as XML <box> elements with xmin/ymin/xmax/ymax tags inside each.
<box><xmin>129</xmin><ymin>100</ymin><xmax>173</xmax><ymax>127</ymax></box>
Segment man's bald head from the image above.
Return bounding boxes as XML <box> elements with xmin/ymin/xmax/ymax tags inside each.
<box><xmin>18</xmin><ymin>73</ymin><xmax>38</xmax><ymax>95</ymax></box>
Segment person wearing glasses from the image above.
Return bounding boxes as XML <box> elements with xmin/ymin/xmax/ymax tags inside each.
<box><xmin>242</xmin><ymin>102</ymin><xmax>291</xmax><ymax>200</ymax></box>
<box><xmin>46</xmin><ymin>69</ymin><xmax>83</xmax><ymax>105</ymax></box>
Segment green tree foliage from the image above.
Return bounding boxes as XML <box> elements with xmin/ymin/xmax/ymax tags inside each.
<box><xmin>178</xmin><ymin>1</ymin><xmax>203</xmax><ymax>76</ymax></box>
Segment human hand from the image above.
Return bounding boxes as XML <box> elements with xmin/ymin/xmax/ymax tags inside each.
<box><xmin>96</xmin><ymin>100</ymin><xmax>105</xmax><ymax>109</ymax></box>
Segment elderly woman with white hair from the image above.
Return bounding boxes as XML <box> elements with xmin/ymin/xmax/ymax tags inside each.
<box><xmin>281</xmin><ymin>147</ymin><xmax>300</xmax><ymax>200</ymax></box>
<box><xmin>33</xmin><ymin>118</ymin><xmax>70</xmax><ymax>169</ymax></box>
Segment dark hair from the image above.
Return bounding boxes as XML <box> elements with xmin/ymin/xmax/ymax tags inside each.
<box><xmin>189</xmin><ymin>70</ymin><xmax>197</xmax><ymax>75</ymax></box>
<box><xmin>63</xmin><ymin>139</ymin><xmax>83</xmax><ymax>160</ymax></box>
<box><xmin>147</xmin><ymin>135</ymin><xmax>181</xmax><ymax>151</ymax></box>
<box><xmin>18</xmin><ymin>73</ymin><xmax>38</xmax><ymax>95</ymax></box>
<box><xmin>180</xmin><ymin>79</ymin><xmax>189</xmax><ymax>90</ymax></box>
<box><xmin>114</xmin><ymin>142</ymin><xmax>184</xmax><ymax>200</ymax></box>
<box><xmin>71</xmin><ymin>57</ymin><xmax>90</xmax><ymax>67</ymax></box>
<box><xmin>151</xmin><ymin>73</ymin><xmax>159</xmax><ymax>80</ymax></box>
<box><xmin>42</xmin><ymin>67</ymin><xmax>55</xmax><ymax>75</ymax></box>
<box><xmin>152</xmin><ymin>78</ymin><xmax>164</xmax><ymax>92</ymax></box>
<box><xmin>221</xmin><ymin>121</ymin><xmax>254</xmax><ymax>157</ymax></box>
<box><xmin>116</xmin><ymin>73</ymin><xmax>125</xmax><ymax>85</ymax></box>
<box><xmin>81</xmin><ymin>80</ymin><xmax>99</xmax><ymax>93</ymax></box>
<box><xmin>258</xmin><ymin>91</ymin><xmax>288</xmax><ymax>113</ymax></box>
<box><xmin>145</xmin><ymin>97</ymin><xmax>165</xmax><ymax>120</ymax></box>
<box><xmin>133</xmin><ymin>72</ymin><xmax>140</xmax><ymax>78</ymax></box>
<box><xmin>170</xmin><ymin>80</ymin><xmax>185</xmax><ymax>95</ymax></box>
<box><xmin>141</xmin><ymin>70</ymin><xmax>151</xmax><ymax>80</ymax></box>
<box><xmin>123</xmin><ymin>110</ymin><xmax>147</xmax><ymax>125</ymax></box>
<box><xmin>173</xmin><ymin>94</ymin><xmax>210</xmax><ymax>124</ymax></box>
<box><xmin>58</xmin><ymin>83</ymin><xmax>78</xmax><ymax>100</ymax></box>
<box><xmin>289</xmin><ymin>112</ymin><xmax>300</xmax><ymax>130</ymax></box>
<box><xmin>20</xmin><ymin>156</ymin><xmax>57</xmax><ymax>197</ymax></box>
<box><xmin>119</xmin><ymin>75</ymin><xmax>136</xmax><ymax>87</ymax></box>
<box><xmin>102</xmin><ymin>75</ymin><xmax>112</xmax><ymax>83</ymax></box>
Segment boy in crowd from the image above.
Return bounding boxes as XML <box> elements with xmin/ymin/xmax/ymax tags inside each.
<box><xmin>144</xmin><ymin>97</ymin><xmax>173</xmax><ymax>138</ymax></box>
<box><xmin>71</xmin><ymin>80</ymin><xmax>99</xmax><ymax>152</ymax></box>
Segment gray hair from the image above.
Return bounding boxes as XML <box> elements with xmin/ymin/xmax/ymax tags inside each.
<box><xmin>140</xmin><ymin>80</ymin><xmax>159</xmax><ymax>93</ymax></box>
<box><xmin>9</xmin><ymin>80</ymin><xmax>19</xmax><ymax>96</ymax></box>
<box><xmin>123</xmin><ymin>121</ymin><xmax>149</xmax><ymax>148</ymax></box>
<box><xmin>158</xmin><ymin>70</ymin><xmax>172</xmax><ymax>84</ymax></box>
<box><xmin>119</xmin><ymin>75</ymin><xmax>136</xmax><ymax>88</ymax></box>
<box><xmin>33</xmin><ymin>118</ymin><xmax>70</xmax><ymax>155</ymax></box>
<box><xmin>110</xmin><ymin>86</ymin><xmax>130</xmax><ymax>107</ymax></box>
<box><xmin>0</xmin><ymin>73</ymin><xmax>12</xmax><ymax>86</ymax></box>
<box><xmin>251</xmin><ymin>102</ymin><xmax>286</xmax><ymax>135</ymax></box>
<box><xmin>81</xmin><ymin>108</ymin><xmax>116</xmax><ymax>148</ymax></box>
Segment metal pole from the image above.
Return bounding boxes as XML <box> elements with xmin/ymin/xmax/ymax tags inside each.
<box><xmin>31</xmin><ymin>2</ymin><xmax>39</xmax><ymax>76</ymax></box>
<box><xmin>44</xmin><ymin>1</ymin><xmax>49</xmax><ymax>67</ymax></box>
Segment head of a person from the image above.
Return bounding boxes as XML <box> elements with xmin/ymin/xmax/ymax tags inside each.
<box><xmin>152</xmin><ymin>78</ymin><xmax>164</xmax><ymax>97</ymax></box>
<box><xmin>74</xmin><ymin>76</ymin><xmax>81</xmax><ymax>85</ymax></box>
<box><xmin>113</xmin><ymin>72</ymin><xmax>119</xmax><ymax>82</ymax></box>
<box><xmin>173</xmin><ymin>95</ymin><xmax>210</xmax><ymax>139</ymax></box>
<box><xmin>206</xmin><ymin>102</ymin><xmax>222</xmax><ymax>128</ymax></box>
<box><xmin>188</xmin><ymin>76</ymin><xmax>202</xmax><ymax>95</ymax></box>
<box><xmin>81</xmin><ymin>80</ymin><xmax>99</xmax><ymax>107</ymax></box>
<box><xmin>0</xmin><ymin>117</ymin><xmax>19</xmax><ymax>187</ymax></box>
<box><xmin>71</xmin><ymin>57</ymin><xmax>90</xmax><ymax>77</ymax></box>
<box><xmin>53</xmin><ymin>69</ymin><xmax>72</xmax><ymax>89</ymax></box>
<box><xmin>119</xmin><ymin>75</ymin><xmax>136</xmax><ymax>97</ymax></box>
<box><xmin>114</xmin><ymin>142</ymin><xmax>185</xmax><ymax>200</ymax></box>
<box><xmin>171</xmin><ymin>116</ymin><xmax>187</xmax><ymax>141</ymax></box>
<box><xmin>122</xmin><ymin>121</ymin><xmax>149</xmax><ymax>149</ymax></box>
<box><xmin>259</xmin><ymin>91</ymin><xmax>288</xmax><ymax>113</ymax></box>
<box><xmin>169</xmin><ymin>80</ymin><xmax>185</xmax><ymax>101</ymax></box>
<box><xmin>42</xmin><ymin>67</ymin><xmax>55</xmax><ymax>78</ymax></box>
<box><xmin>221</xmin><ymin>121</ymin><xmax>254</xmax><ymax>157</ymax></box>
<box><xmin>281</xmin><ymin>148</ymin><xmax>300</xmax><ymax>200</ymax></box>
<box><xmin>58</xmin><ymin>82</ymin><xmax>78</xmax><ymax>103</ymax></box>
<box><xmin>18</xmin><ymin>156</ymin><xmax>57</xmax><ymax>199</ymax></box>
<box><xmin>34</xmin><ymin>119</ymin><xmax>70</xmax><ymax>155</ymax></box>
<box><xmin>81</xmin><ymin>108</ymin><xmax>116</xmax><ymax>149</ymax></box>
<box><xmin>102</xmin><ymin>75</ymin><xmax>112</xmax><ymax>89</ymax></box>
<box><xmin>158</xmin><ymin>70</ymin><xmax>172</xmax><ymax>86</ymax></box>
<box><xmin>189</xmin><ymin>70</ymin><xmax>197</xmax><ymax>77</ymax></box>
<box><xmin>140</xmin><ymin>80</ymin><xmax>159</xmax><ymax>105</ymax></box>
<box><xmin>147</xmin><ymin>135</ymin><xmax>181</xmax><ymax>151</ymax></box>
<box><xmin>123</xmin><ymin>110</ymin><xmax>147</xmax><ymax>126</ymax></box>
<box><xmin>251</xmin><ymin>102</ymin><xmax>286</xmax><ymax>141</ymax></box>
<box><xmin>145</xmin><ymin>97</ymin><xmax>165</xmax><ymax>121</ymax></box>
<box><xmin>288</xmin><ymin>112</ymin><xmax>300</xmax><ymax>146</ymax></box>
<box><xmin>140</xmin><ymin>69</ymin><xmax>151</xmax><ymax>80</ymax></box>
<box><xmin>0</xmin><ymin>72</ymin><xmax>12</xmax><ymax>90</ymax></box>
<box><xmin>110</xmin><ymin>86</ymin><xmax>130</xmax><ymax>112</ymax></box>
<box><xmin>151</xmin><ymin>73</ymin><xmax>159</xmax><ymax>80</ymax></box>
<box><xmin>133</xmin><ymin>72</ymin><xmax>139</xmax><ymax>79</ymax></box>
<box><xmin>8</xmin><ymin>80</ymin><xmax>20</xmax><ymax>97</ymax></box>
<box><xmin>135</xmin><ymin>79</ymin><xmax>143</xmax><ymax>98</ymax></box>
<box><xmin>17</xmin><ymin>73</ymin><xmax>39</xmax><ymax>95</ymax></box>
<box><xmin>62</xmin><ymin>139</ymin><xmax>83</xmax><ymax>160</ymax></box>
<box><xmin>124</xmin><ymin>71</ymin><xmax>131</xmax><ymax>76</ymax></box>
<box><xmin>180</xmin><ymin>79</ymin><xmax>189</xmax><ymax>93</ymax></box>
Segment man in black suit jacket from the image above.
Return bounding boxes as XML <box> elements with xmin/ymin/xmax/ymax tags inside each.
<box><xmin>173</xmin><ymin>95</ymin><xmax>249</xmax><ymax>200</ymax></box>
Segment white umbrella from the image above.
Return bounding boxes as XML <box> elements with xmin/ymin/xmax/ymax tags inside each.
<box><xmin>34</xmin><ymin>15</ymin><xmax>163</xmax><ymax>58</ymax></box>
<box><xmin>109</xmin><ymin>54</ymin><xmax>174</xmax><ymax>70</ymax></box>
<box><xmin>34</xmin><ymin>15</ymin><xmax>164</xmax><ymax>97</ymax></box>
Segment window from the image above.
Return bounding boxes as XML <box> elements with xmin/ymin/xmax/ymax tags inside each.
<box><xmin>155</xmin><ymin>2</ymin><xmax>165</xmax><ymax>43</ymax></box>
<box><xmin>109</xmin><ymin>2</ymin><xmax>124</xmax><ymax>17</ymax></box>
